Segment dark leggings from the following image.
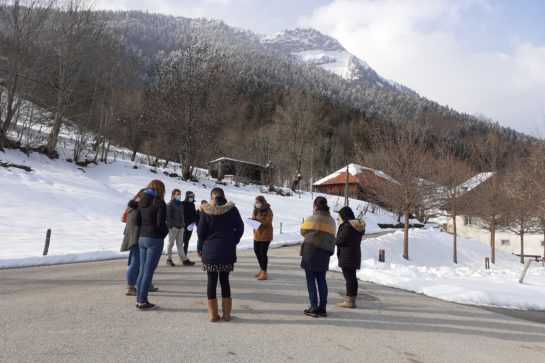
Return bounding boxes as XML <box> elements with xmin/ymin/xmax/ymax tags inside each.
<box><xmin>183</xmin><ymin>229</ymin><xmax>193</xmax><ymax>255</ymax></box>
<box><xmin>253</xmin><ymin>241</ymin><xmax>271</xmax><ymax>271</ymax></box>
<box><xmin>207</xmin><ymin>271</ymin><xmax>231</xmax><ymax>300</ymax></box>
<box><xmin>342</xmin><ymin>268</ymin><xmax>358</xmax><ymax>297</ymax></box>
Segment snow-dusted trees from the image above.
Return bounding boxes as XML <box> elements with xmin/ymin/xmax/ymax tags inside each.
<box><xmin>0</xmin><ymin>0</ymin><xmax>55</xmax><ymax>149</ymax></box>
<box><xmin>361</xmin><ymin>122</ymin><xmax>435</xmax><ymax>260</ymax></box>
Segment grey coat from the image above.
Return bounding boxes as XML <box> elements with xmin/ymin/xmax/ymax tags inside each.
<box><xmin>121</xmin><ymin>201</ymin><xmax>140</xmax><ymax>252</ymax></box>
<box><xmin>166</xmin><ymin>200</ymin><xmax>185</xmax><ymax>229</ymax></box>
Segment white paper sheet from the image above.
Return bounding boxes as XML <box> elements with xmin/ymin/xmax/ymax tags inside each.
<box><xmin>245</xmin><ymin>218</ymin><xmax>261</xmax><ymax>229</ymax></box>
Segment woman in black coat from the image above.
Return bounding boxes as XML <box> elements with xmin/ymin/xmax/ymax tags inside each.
<box><xmin>335</xmin><ymin>206</ymin><xmax>365</xmax><ymax>309</ymax></box>
<box><xmin>197</xmin><ymin>188</ymin><xmax>244</xmax><ymax>322</ymax></box>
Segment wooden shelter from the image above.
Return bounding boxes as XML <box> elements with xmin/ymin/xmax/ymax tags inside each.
<box><xmin>209</xmin><ymin>157</ymin><xmax>268</xmax><ymax>184</ymax></box>
<box><xmin>313</xmin><ymin>164</ymin><xmax>394</xmax><ymax>205</ymax></box>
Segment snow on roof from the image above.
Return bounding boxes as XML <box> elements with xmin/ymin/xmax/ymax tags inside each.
<box><xmin>313</xmin><ymin>163</ymin><xmax>394</xmax><ymax>186</ymax></box>
<box><xmin>458</xmin><ymin>172</ymin><xmax>495</xmax><ymax>194</ymax></box>
<box><xmin>209</xmin><ymin>157</ymin><xmax>266</xmax><ymax>168</ymax></box>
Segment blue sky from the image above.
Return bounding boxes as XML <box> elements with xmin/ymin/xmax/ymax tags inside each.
<box><xmin>95</xmin><ymin>0</ymin><xmax>545</xmax><ymax>135</ymax></box>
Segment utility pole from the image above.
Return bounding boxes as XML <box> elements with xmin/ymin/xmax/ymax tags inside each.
<box><xmin>344</xmin><ymin>165</ymin><xmax>349</xmax><ymax>207</ymax></box>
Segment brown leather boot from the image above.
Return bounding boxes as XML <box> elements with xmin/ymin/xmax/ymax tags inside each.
<box><xmin>207</xmin><ymin>299</ymin><xmax>220</xmax><ymax>322</ymax></box>
<box><xmin>254</xmin><ymin>270</ymin><xmax>262</xmax><ymax>278</ymax></box>
<box><xmin>336</xmin><ymin>296</ymin><xmax>356</xmax><ymax>309</ymax></box>
<box><xmin>222</xmin><ymin>298</ymin><xmax>232</xmax><ymax>321</ymax></box>
<box><xmin>256</xmin><ymin>270</ymin><xmax>267</xmax><ymax>281</ymax></box>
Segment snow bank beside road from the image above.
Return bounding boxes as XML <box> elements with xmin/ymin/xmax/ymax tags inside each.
<box><xmin>330</xmin><ymin>229</ymin><xmax>545</xmax><ymax>310</ymax></box>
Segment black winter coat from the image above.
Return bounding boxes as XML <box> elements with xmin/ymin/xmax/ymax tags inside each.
<box><xmin>136</xmin><ymin>191</ymin><xmax>169</xmax><ymax>239</ymax></box>
<box><xmin>182</xmin><ymin>194</ymin><xmax>197</xmax><ymax>226</ymax></box>
<box><xmin>336</xmin><ymin>220</ymin><xmax>365</xmax><ymax>270</ymax></box>
<box><xmin>197</xmin><ymin>202</ymin><xmax>244</xmax><ymax>265</ymax></box>
<box><xmin>300</xmin><ymin>242</ymin><xmax>333</xmax><ymax>272</ymax></box>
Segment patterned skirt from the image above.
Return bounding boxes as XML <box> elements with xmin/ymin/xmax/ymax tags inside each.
<box><xmin>202</xmin><ymin>263</ymin><xmax>234</xmax><ymax>272</ymax></box>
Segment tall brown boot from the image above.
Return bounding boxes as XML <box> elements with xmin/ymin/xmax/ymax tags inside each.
<box><xmin>207</xmin><ymin>299</ymin><xmax>220</xmax><ymax>322</ymax></box>
<box><xmin>256</xmin><ymin>270</ymin><xmax>267</xmax><ymax>281</ymax></box>
<box><xmin>221</xmin><ymin>298</ymin><xmax>232</xmax><ymax>321</ymax></box>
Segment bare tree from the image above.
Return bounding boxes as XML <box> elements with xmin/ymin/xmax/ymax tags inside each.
<box><xmin>361</xmin><ymin>122</ymin><xmax>435</xmax><ymax>260</ymax></box>
<box><xmin>465</xmin><ymin>133</ymin><xmax>511</xmax><ymax>264</ymax></box>
<box><xmin>433</xmin><ymin>142</ymin><xmax>475</xmax><ymax>263</ymax></box>
<box><xmin>272</xmin><ymin>91</ymin><xmax>322</xmax><ymax>191</ymax></box>
<box><xmin>42</xmin><ymin>0</ymin><xmax>104</xmax><ymax>157</ymax></box>
<box><xmin>147</xmin><ymin>45</ymin><xmax>226</xmax><ymax>179</ymax></box>
<box><xmin>0</xmin><ymin>0</ymin><xmax>54</xmax><ymax>149</ymax></box>
<box><xmin>501</xmin><ymin>162</ymin><xmax>541</xmax><ymax>263</ymax></box>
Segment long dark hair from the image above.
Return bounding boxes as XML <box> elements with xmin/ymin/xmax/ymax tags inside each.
<box><xmin>338</xmin><ymin>206</ymin><xmax>355</xmax><ymax>223</ymax></box>
<box><xmin>313</xmin><ymin>196</ymin><xmax>329</xmax><ymax>212</ymax></box>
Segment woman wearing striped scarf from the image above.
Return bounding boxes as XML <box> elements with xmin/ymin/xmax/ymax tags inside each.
<box><xmin>300</xmin><ymin>196</ymin><xmax>336</xmax><ymax>318</ymax></box>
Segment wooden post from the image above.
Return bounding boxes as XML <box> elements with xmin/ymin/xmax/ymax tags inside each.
<box><xmin>43</xmin><ymin>229</ymin><xmax>51</xmax><ymax>256</ymax></box>
<box><xmin>280</xmin><ymin>222</ymin><xmax>283</xmax><ymax>234</ymax></box>
<box><xmin>519</xmin><ymin>259</ymin><xmax>532</xmax><ymax>283</ymax></box>
<box><xmin>344</xmin><ymin>165</ymin><xmax>349</xmax><ymax>207</ymax></box>
<box><xmin>484</xmin><ymin>257</ymin><xmax>490</xmax><ymax>269</ymax></box>
<box><xmin>379</xmin><ymin>249</ymin><xmax>385</xmax><ymax>263</ymax></box>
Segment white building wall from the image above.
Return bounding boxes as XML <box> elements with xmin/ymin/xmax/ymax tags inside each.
<box><xmin>448</xmin><ymin>216</ymin><xmax>544</xmax><ymax>256</ymax></box>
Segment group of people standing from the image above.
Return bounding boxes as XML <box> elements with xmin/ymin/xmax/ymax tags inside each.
<box><xmin>121</xmin><ymin>179</ymin><xmax>365</xmax><ymax>320</ymax></box>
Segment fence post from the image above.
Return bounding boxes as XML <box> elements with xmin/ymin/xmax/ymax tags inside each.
<box><xmin>43</xmin><ymin>229</ymin><xmax>51</xmax><ymax>256</ymax></box>
<box><xmin>280</xmin><ymin>222</ymin><xmax>283</xmax><ymax>234</ymax></box>
<box><xmin>519</xmin><ymin>259</ymin><xmax>532</xmax><ymax>283</ymax></box>
<box><xmin>485</xmin><ymin>257</ymin><xmax>490</xmax><ymax>269</ymax></box>
<box><xmin>379</xmin><ymin>249</ymin><xmax>385</xmax><ymax>263</ymax></box>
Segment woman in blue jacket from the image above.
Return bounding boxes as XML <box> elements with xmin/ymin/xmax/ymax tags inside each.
<box><xmin>197</xmin><ymin>188</ymin><xmax>244</xmax><ymax>322</ymax></box>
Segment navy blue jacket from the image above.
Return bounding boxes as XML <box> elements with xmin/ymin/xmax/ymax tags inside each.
<box><xmin>197</xmin><ymin>201</ymin><xmax>244</xmax><ymax>265</ymax></box>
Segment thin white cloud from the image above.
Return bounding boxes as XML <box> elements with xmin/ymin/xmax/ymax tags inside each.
<box><xmin>298</xmin><ymin>0</ymin><xmax>545</xmax><ymax>134</ymax></box>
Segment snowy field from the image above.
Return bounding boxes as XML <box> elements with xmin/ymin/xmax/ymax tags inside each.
<box><xmin>330</xmin><ymin>229</ymin><xmax>545</xmax><ymax>310</ymax></box>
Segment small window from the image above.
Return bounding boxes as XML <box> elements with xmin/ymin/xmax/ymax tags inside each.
<box><xmin>463</xmin><ymin>216</ymin><xmax>470</xmax><ymax>226</ymax></box>
<box><xmin>501</xmin><ymin>239</ymin><xmax>510</xmax><ymax>246</ymax></box>
<box><xmin>541</xmin><ymin>240</ymin><xmax>545</xmax><ymax>247</ymax></box>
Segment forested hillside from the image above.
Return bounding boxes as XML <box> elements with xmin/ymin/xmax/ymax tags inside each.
<box><xmin>0</xmin><ymin>2</ymin><xmax>536</xmax><ymax>189</ymax></box>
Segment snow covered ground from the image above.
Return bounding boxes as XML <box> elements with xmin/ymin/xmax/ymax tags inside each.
<box><xmin>0</xmin><ymin>146</ymin><xmax>393</xmax><ymax>269</ymax></box>
<box><xmin>330</xmin><ymin>228</ymin><xmax>545</xmax><ymax>310</ymax></box>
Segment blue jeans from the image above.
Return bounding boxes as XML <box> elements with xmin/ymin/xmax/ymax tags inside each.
<box><xmin>136</xmin><ymin>237</ymin><xmax>164</xmax><ymax>303</ymax></box>
<box><xmin>305</xmin><ymin>270</ymin><xmax>328</xmax><ymax>308</ymax></box>
<box><xmin>126</xmin><ymin>245</ymin><xmax>140</xmax><ymax>286</ymax></box>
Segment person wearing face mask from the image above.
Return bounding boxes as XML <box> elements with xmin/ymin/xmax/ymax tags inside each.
<box><xmin>166</xmin><ymin>189</ymin><xmax>195</xmax><ymax>266</ymax></box>
<box><xmin>182</xmin><ymin>191</ymin><xmax>197</xmax><ymax>258</ymax></box>
<box><xmin>251</xmin><ymin>196</ymin><xmax>273</xmax><ymax>280</ymax></box>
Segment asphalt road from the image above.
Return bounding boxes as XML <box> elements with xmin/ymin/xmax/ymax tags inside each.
<box><xmin>1</xmin><ymin>245</ymin><xmax>545</xmax><ymax>363</ymax></box>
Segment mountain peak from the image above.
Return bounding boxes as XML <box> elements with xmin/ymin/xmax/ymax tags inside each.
<box><xmin>259</xmin><ymin>28</ymin><xmax>345</xmax><ymax>52</ymax></box>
